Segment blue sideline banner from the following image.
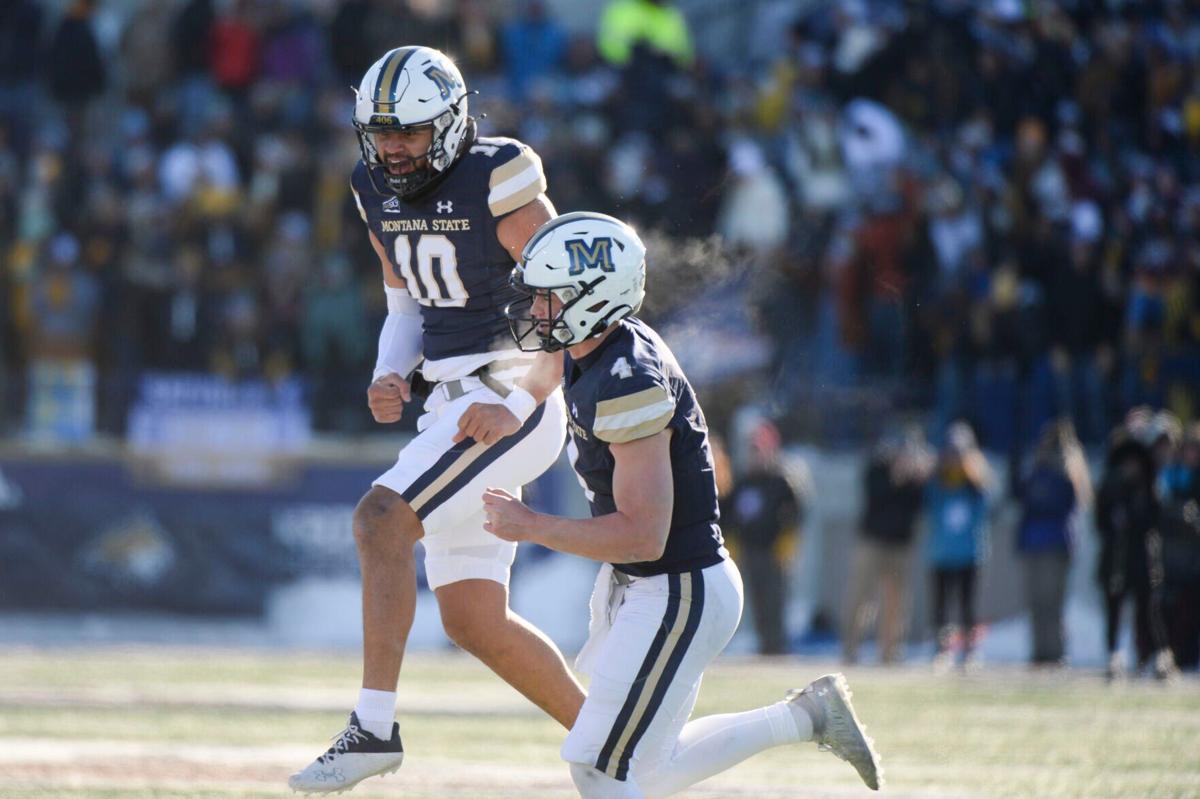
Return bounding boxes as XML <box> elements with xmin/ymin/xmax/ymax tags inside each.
<box><xmin>0</xmin><ymin>451</ymin><xmax>568</xmax><ymax>616</ymax></box>
<box><xmin>0</xmin><ymin>454</ymin><xmax>378</xmax><ymax>615</ymax></box>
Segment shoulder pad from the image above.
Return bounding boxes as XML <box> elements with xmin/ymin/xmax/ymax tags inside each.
<box><xmin>477</xmin><ymin>138</ymin><xmax>547</xmax><ymax>218</ymax></box>
<box><xmin>593</xmin><ymin>352</ymin><xmax>674</xmax><ymax>444</ymax></box>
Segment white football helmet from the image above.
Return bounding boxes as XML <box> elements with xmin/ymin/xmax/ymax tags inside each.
<box><xmin>507</xmin><ymin>212</ymin><xmax>647</xmax><ymax>352</ymax></box>
<box><xmin>352</xmin><ymin>46</ymin><xmax>472</xmax><ymax>198</ymax></box>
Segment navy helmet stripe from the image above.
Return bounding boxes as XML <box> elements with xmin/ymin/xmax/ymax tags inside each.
<box><xmin>613</xmin><ymin>569</ymin><xmax>705</xmax><ymax>781</ymax></box>
<box><xmin>402</xmin><ymin>402</ymin><xmax>547</xmax><ymax>520</ymax></box>
<box><xmin>594</xmin><ymin>572</ymin><xmax>683</xmax><ymax>776</ymax></box>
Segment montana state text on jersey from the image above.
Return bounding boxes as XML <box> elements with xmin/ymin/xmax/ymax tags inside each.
<box><xmin>564</xmin><ymin>317</ymin><xmax>726</xmax><ymax>577</ymax></box>
<box><xmin>350</xmin><ymin>136</ymin><xmax>546</xmax><ymax>361</ymax></box>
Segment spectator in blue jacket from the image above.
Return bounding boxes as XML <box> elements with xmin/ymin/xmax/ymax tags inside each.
<box><xmin>1015</xmin><ymin>418</ymin><xmax>1092</xmax><ymax>667</ymax></box>
<box><xmin>500</xmin><ymin>0</ymin><xmax>567</xmax><ymax>104</ymax></box>
<box><xmin>926</xmin><ymin>421</ymin><xmax>990</xmax><ymax>668</ymax></box>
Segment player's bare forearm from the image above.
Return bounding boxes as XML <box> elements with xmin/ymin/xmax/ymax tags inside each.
<box><xmin>482</xmin><ymin>432</ymin><xmax>673</xmax><ymax>563</ymax></box>
<box><xmin>482</xmin><ymin>488</ymin><xmax>665</xmax><ymax>563</ymax></box>
<box><xmin>531</xmin><ymin>508</ymin><xmax>665</xmax><ymax>563</ymax></box>
<box><xmin>454</xmin><ymin>353</ymin><xmax>559</xmax><ymax>443</ymax></box>
<box><xmin>517</xmin><ymin>351</ymin><xmax>564</xmax><ymax>403</ymax></box>
<box><xmin>496</xmin><ymin>194</ymin><xmax>558</xmax><ymax>262</ymax></box>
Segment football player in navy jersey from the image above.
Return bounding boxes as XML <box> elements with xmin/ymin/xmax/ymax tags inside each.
<box><xmin>467</xmin><ymin>213</ymin><xmax>883</xmax><ymax>797</ymax></box>
<box><xmin>289</xmin><ymin>46</ymin><xmax>585</xmax><ymax>793</ymax></box>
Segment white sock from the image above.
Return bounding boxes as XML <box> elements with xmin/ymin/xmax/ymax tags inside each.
<box><xmin>639</xmin><ymin>702</ymin><xmax>808</xmax><ymax>799</ymax></box>
<box><xmin>354</xmin><ymin>688</ymin><xmax>397</xmax><ymax>740</ymax></box>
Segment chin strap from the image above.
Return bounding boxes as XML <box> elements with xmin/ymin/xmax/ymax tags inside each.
<box><xmin>392</xmin><ymin>115</ymin><xmax>477</xmax><ymax>201</ymax></box>
<box><xmin>589</xmin><ymin>304</ymin><xmax>633</xmax><ymax>338</ymax></box>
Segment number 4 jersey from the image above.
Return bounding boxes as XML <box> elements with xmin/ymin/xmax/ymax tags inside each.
<box><xmin>350</xmin><ymin>136</ymin><xmax>546</xmax><ymax>363</ymax></box>
<box><xmin>563</xmin><ymin>317</ymin><xmax>728</xmax><ymax>577</ymax></box>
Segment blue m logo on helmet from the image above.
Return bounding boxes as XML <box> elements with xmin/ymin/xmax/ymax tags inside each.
<box><xmin>565</xmin><ymin>238</ymin><xmax>615</xmax><ymax>276</ymax></box>
<box><xmin>424</xmin><ymin>66</ymin><xmax>461</xmax><ymax>100</ymax></box>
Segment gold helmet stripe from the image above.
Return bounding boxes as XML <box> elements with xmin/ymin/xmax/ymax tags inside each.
<box><xmin>374</xmin><ymin>46</ymin><xmax>418</xmax><ymax>105</ymax></box>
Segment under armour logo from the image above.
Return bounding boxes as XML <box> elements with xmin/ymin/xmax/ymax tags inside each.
<box><xmin>437</xmin><ymin>200</ymin><xmax>453</xmax><ymax>214</ymax></box>
<box><xmin>610</xmin><ymin>357</ymin><xmax>633</xmax><ymax>379</ymax></box>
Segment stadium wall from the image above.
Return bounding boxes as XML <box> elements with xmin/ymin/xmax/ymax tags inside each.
<box><xmin>0</xmin><ymin>445</ymin><xmax>1106</xmax><ymax>663</ymax></box>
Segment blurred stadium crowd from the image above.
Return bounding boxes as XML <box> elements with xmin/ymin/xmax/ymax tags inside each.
<box><xmin>0</xmin><ymin>0</ymin><xmax>1198</xmax><ymax>448</ymax></box>
<box><xmin>1</xmin><ymin>0</ymin><xmax>1199</xmax><ymax>669</ymax></box>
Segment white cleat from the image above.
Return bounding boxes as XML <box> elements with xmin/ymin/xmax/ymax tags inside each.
<box><xmin>788</xmin><ymin>673</ymin><xmax>883</xmax><ymax>790</ymax></box>
<box><xmin>288</xmin><ymin>712</ymin><xmax>404</xmax><ymax>794</ymax></box>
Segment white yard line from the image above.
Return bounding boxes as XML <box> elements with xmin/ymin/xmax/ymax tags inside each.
<box><xmin>0</xmin><ymin>684</ymin><xmax>539</xmax><ymax>716</ymax></box>
<box><xmin>0</xmin><ymin>739</ymin><xmax>897</xmax><ymax>797</ymax></box>
<box><xmin>0</xmin><ymin>738</ymin><xmax>319</xmax><ymax>764</ymax></box>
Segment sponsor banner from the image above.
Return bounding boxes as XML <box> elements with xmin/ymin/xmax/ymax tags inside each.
<box><xmin>0</xmin><ymin>453</ymin><xmax>570</xmax><ymax>615</ymax></box>
<box><xmin>0</xmin><ymin>455</ymin><xmax>378</xmax><ymax>614</ymax></box>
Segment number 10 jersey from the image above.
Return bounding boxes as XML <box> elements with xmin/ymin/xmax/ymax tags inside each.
<box><xmin>350</xmin><ymin>136</ymin><xmax>547</xmax><ymax>362</ymax></box>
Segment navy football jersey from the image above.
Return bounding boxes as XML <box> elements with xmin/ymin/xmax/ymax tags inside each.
<box><xmin>563</xmin><ymin>317</ymin><xmax>726</xmax><ymax>577</ymax></box>
<box><xmin>350</xmin><ymin>136</ymin><xmax>547</xmax><ymax>361</ymax></box>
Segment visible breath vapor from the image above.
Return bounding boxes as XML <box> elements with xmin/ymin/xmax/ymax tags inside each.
<box><xmin>638</xmin><ymin>232</ymin><xmax>748</xmax><ymax>320</ymax></box>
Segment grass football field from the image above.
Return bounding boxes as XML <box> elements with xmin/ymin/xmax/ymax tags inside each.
<box><xmin>1</xmin><ymin>646</ymin><xmax>1198</xmax><ymax>798</ymax></box>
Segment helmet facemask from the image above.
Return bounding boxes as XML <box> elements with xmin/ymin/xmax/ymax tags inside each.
<box><xmin>353</xmin><ymin>95</ymin><xmax>473</xmax><ymax>199</ymax></box>
<box><xmin>505</xmin><ymin>272</ymin><xmax>614</xmax><ymax>353</ymax></box>
<box><xmin>506</xmin><ymin>211</ymin><xmax>648</xmax><ymax>352</ymax></box>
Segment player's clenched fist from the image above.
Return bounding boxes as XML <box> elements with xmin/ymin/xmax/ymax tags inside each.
<box><xmin>454</xmin><ymin>402</ymin><xmax>521</xmax><ymax>444</ymax></box>
<box><xmin>367</xmin><ymin>374</ymin><xmax>411</xmax><ymax>423</ymax></box>
<box><xmin>482</xmin><ymin>487</ymin><xmax>536</xmax><ymax>542</ymax></box>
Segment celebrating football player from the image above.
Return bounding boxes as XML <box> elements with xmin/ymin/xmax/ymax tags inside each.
<box><xmin>289</xmin><ymin>46</ymin><xmax>583</xmax><ymax>793</ymax></box>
